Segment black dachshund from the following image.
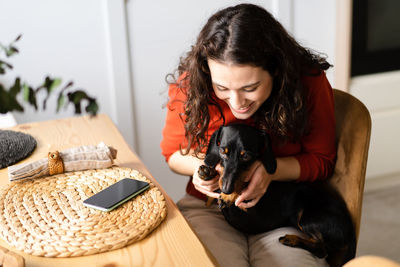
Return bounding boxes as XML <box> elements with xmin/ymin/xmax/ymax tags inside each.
<box><xmin>198</xmin><ymin>124</ymin><xmax>356</xmax><ymax>267</ymax></box>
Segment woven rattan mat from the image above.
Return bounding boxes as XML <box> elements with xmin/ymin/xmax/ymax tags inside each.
<box><xmin>0</xmin><ymin>167</ymin><xmax>167</xmax><ymax>257</ymax></box>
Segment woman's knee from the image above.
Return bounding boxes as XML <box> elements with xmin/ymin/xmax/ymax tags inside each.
<box><xmin>248</xmin><ymin>227</ymin><xmax>329</xmax><ymax>267</ymax></box>
<box><xmin>177</xmin><ymin>195</ymin><xmax>249</xmax><ymax>267</ymax></box>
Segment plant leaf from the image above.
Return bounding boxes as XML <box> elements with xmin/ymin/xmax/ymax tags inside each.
<box><xmin>30</xmin><ymin>88</ymin><xmax>38</xmax><ymax>110</ymax></box>
<box><xmin>9</xmin><ymin>78</ymin><xmax>21</xmax><ymax>97</ymax></box>
<box><xmin>67</xmin><ymin>90</ymin><xmax>91</xmax><ymax>114</ymax></box>
<box><xmin>10</xmin><ymin>100</ymin><xmax>24</xmax><ymax>112</ymax></box>
<box><xmin>6</xmin><ymin>46</ymin><xmax>19</xmax><ymax>57</ymax></box>
<box><xmin>0</xmin><ymin>83</ymin><xmax>24</xmax><ymax>113</ymax></box>
<box><xmin>40</xmin><ymin>77</ymin><xmax>60</xmax><ymax>109</ymax></box>
<box><xmin>43</xmin><ymin>76</ymin><xmax>52</xmax><ymax>90</ymax></box>
<box><xmin>68</xmin><ymin>90</ymin><xmax>88</xmax><ymax>104</ymax></box>
<box><xmin>0</xmin><ymin>85</ymin><xmax>9</xmax><ymax>113</ymax></box>
<box><xmin>39</xmin><ymin>77</ymin><xmax>60</xmax><ymax>94</ymax></box>
<box><xmin>23</xmin><ymin>83</ymin><xmax>30</xmax><ymax>101</ymax></box>
<box><xmin>49</xmin><ymin>78</ymin><xmax>62</xmax><ymax>92</ymax></box>
<box><xmin>73</xmin><ymin>102</ymin><xmax>82</xmax><ymax>114</ymax></box>
<box><xmin>15</xmin><ymin>34</ymin><xmax>22</xmax><ymax>42</ymax></box>
<box><xmin>26</xmin><ymin>86</ymin><xmax>37</xmax><ymax>110</ymax></box>
<box><xmin>61</xmin><ymin>81</ymin><xmax>73</xmax><ymax>92</ymax></box>
<box><xmin>56</xmin><ymin>93</ymin><xmax>65</xmax><ymax>112</ymax></box>
<box><xmin>0</xmin><ymin>59</ymin><xmax>13</xmax><ymax>74</ymax></box>
<box><xmin>85</xmin><ymin>99</ymin><xmax>99</xmax><ymax>116</ymax></box>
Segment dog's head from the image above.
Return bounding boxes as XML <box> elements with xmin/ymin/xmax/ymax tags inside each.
<box><xmin>204</xmin><ymin>124</ymin><xmax>277</xmax><ymax>196</ymax></box>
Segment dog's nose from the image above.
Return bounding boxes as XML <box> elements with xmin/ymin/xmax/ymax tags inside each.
<box><xmin>221</xmin><ymin>177</ymin><xmax>234</xmax><ymax>194</ymax></box>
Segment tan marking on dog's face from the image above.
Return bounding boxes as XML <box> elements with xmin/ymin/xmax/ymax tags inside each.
<box><xmin>218</xmin><ymin>165</ymin><xmax>225</xmax><ymax>188</ymax></box>
<box><xmin>218</xmin><ymin>165</ymin><xmax>249</xmax><ymax>204</ymax></box>
<box><xmin>220</xmin><ymin>192</ymin><xmax>239</xmax><ymax>205</ymax></box>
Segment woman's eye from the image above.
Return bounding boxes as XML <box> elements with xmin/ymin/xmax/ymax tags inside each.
<box><xmin>243</xmin><ymin>86</ymin><xmax>258</xmax><ymax>93</ymax></box>
<box><xmin>216</xmin><ymin>86</ymin><xmax>228</xmax><ymax>92</ymax></box>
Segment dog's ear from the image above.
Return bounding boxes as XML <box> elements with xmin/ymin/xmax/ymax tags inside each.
<box><xmin>259</xmin><ymin>131</ymin><xmax>277</xmax><ymax>174</ymax></box>
<box><xmin>204</xmin><ymin>126</ymin><xmax>223</xmax><ymax>167</ymax></box>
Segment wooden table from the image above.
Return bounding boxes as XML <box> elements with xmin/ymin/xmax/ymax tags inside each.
<box><xmin>0</xmin><ymin>114</ymin><xmax>217</xmax><ymax>267</ymax></box>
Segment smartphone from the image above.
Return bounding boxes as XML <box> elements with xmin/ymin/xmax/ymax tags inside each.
<box><xmin>83</xmin><ymin>178</ymin><xmax>150</xmax><ymax>212</ymax></box>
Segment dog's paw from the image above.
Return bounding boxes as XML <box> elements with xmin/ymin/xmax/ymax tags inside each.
<box><xmin>198</xmin><ymin>165</ymin><xmax>217</xmax><ymax>180</ymax></box>
<box><xmin>218</xmin><ymin>198</ymin><xmax>227</xmax><ymax>209</ymax></box>
<box><xmin>279</xmin><ymin>234</ymin><xmax>327</xmax><ymax>258</ymax></box>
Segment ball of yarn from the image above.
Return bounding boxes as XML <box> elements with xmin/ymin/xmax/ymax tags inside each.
<box><xmin>0</xmin><ymin>130</ymin><xmax>37</xmax><ymax>168</ymax></box>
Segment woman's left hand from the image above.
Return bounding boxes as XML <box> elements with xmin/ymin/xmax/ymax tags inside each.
<box><xmin>235</xmin><ymin>160</ymin><xmax>272</xmax><ymax>209</ymax></box>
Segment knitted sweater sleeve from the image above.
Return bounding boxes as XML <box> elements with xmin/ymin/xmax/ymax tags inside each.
<box><xmin>160</xmin><ymin>82</ymin><xmax>187</xmax><ymax>162</ymax></box>
<box><xmin>294</xmin><ymin>72</ymin><xmax>336</xmax><ymax>182</ymax></box>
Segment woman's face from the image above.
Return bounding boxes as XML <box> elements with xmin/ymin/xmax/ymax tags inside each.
<box><xmin>208</xmin><ymin>59</ymin><xmax>274</xmax><ymax>120</ymax></box>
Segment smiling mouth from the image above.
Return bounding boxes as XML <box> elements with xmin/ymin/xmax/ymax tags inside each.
<box><xmin>232</xmin><ymin>103</ymin><xmax>253</xmax><ymax>114</ymax></box>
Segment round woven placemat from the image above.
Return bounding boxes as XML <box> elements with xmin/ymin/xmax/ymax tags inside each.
<box><xmin>0</xmin><ymin>130</ymin><xmax>37</xmax><ymax>169</ymax></box>
<box><xmin>0</xmin><ymin>167</ymin><xmax>167</xmax><ymax>257</ymax></box>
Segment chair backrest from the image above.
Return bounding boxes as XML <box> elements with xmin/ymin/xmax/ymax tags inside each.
<box><xmin>328</xmin><ymin>89</ymin><xmax>372</xmax><ymax>240</ymax></box>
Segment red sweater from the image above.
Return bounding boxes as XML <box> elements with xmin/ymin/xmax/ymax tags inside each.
<box><xmin>161</xmin><ymin>72</ymin><xmax>336</xmax><ymax>200</ymax></box>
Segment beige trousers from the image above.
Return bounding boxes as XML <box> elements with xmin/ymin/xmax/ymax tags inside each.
<box><xmin>177</xmin><ymin>194</ymin><xmax>328</xmax><ymax>267</ymax></box>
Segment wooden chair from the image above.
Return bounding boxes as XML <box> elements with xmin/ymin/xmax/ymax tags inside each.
<box><xmin>344</xmin><ymin>255</ymin><xmax>400</xmax><ymax>267</ymax></box>
<box><xmin>328</xmin><ymin>89</ymin><xmax>372</xmax><ymax>240</ymax></box>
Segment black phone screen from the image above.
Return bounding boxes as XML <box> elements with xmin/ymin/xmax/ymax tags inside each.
<box><xmin>83</xmin><ymin>178</ymin><xmax>150</xmax><ymax>211</ymax></box>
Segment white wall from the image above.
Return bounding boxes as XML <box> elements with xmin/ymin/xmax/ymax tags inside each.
<box><xmin>291</xmin><ymin>0</ymin><xmax>336</xmax><ymax>84</ymax></box>
<box><xmin>350</xmin><ymin>71</ymin><xmax>400</xmax><ymax>182</ymax></box>
<box><xmin>0</xmin><ymin>0</ymin><xmax>136</xmax><ymax>149</ymax></box>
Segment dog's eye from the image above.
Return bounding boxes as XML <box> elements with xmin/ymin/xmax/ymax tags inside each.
<box><xmin>240</xmin><ymin>151</ymin><xmax>252</xmax><ymax>162</ymax></box>
<box><xmin>219</xmin><ymin>147</ymin><xmax>229</xmax><ymax>157</ymax></box>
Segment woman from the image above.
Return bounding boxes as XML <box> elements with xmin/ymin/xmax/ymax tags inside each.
<box><xmin>161</xmin><ymin>4</ymin><xmax>335</xmax><ymax>267</ymax></box>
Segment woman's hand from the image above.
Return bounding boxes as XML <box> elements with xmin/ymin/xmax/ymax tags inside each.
<box><xmin>192</xmin><ymin>163</ymin><xmax>221</xmax><ymax>199</ymax></box>
<box><xmin>167</xmin><ymin>150</ymin><xmax>221</xmax><ymax>199</ymax></box>
<box><xmin>235</xmin><ymin>160</ymin><xmax>272</xmax><ymax>209</ymax></box>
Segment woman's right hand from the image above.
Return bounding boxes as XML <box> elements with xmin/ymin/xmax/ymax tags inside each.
<box><xmin>192</xmin><ymin>163</ymin><xmax>221</xmax><ymax>199</ymax></box>
<box><xmin>167</xmin><ymin>150</ymin><xmax>221</xmax><ymax>198</ymax></box>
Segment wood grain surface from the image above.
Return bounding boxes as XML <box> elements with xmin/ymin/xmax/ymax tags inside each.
<box><xmin>0</xmin><ymin>114</ymin><xmax>217</xmax><ymax>267</ymax></box>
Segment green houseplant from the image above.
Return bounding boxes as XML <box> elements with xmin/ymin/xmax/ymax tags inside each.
<box><xmin>0</xmin><ymin>35</ymin><xmax>100</xmax><ymax>169</ymax></box>
<box><xmin>0</xmin><ymin>35</ymin><xmax>98</xmax><ymax>116</ymax></box>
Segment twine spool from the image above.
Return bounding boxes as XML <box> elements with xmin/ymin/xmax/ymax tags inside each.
<box><xmin>0</xmin><ymin>167</ymin><xmax>167</xmax><ymax>257</ymax></box>
<box><xmin>0</xmin><ymin>130</ymin><xmax>37</xmax><ymax>169</ymax></box>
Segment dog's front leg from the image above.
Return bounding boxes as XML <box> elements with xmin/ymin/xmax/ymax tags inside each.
<box><xmin>198</xmin><ymin>164</ymin><xmax>219</xmax><ymax>207</ymax></box>
<box><xmin>197</xmin><ymin>127</ymin><xmax>224</xmax><ymax>206</ymax></box>
<box><xmin>198</xmin><ymin>161</ymin><xmax>219</xmax><ymax>207</ymax></box>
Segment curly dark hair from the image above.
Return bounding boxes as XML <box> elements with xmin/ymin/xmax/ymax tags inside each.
<box><xmin>169</xmin><ymin>3</ymin><xmax>331</xmax><ymax>156</ymax></box>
